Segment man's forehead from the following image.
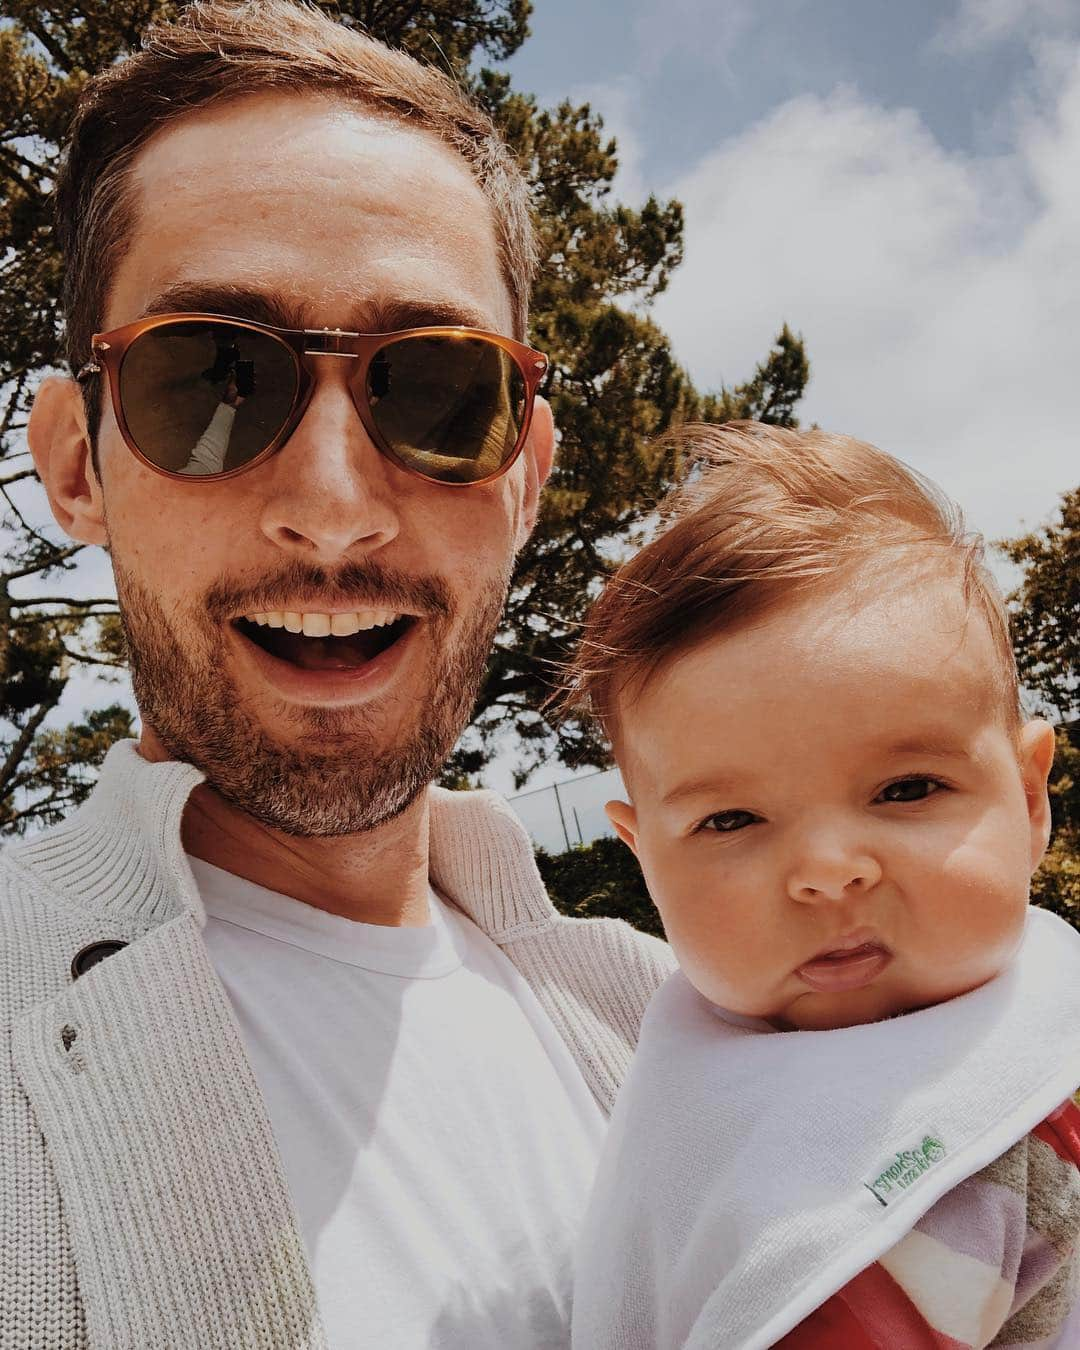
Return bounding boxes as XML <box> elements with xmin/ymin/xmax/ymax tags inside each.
<box><xmin>107</xmin><ymin>90</ymin><xmax>512</xmax><ymax>335</ymax></box>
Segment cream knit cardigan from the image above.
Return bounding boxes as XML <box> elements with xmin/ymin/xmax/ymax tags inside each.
<box><xmin>0</xmin><ymin>740</ymin><xmax>675</xmax><ymax>1349</ymax></box>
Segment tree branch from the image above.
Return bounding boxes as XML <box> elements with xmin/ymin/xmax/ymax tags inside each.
<box><xmin>0</xmin><ymin>143</ymin><xmax>48</xmax><ymax>183</ymax></box>
<box><xmin>0</xmin><ymin>696</ymin><xmax>58</xmax><ymax>804</ymax></box>
<box><xmin>2</xmin><ymin>543</ymin><xmax>84</xmax><ymax>581</ymax></box>
<box><xmin>0</xmin><ymin>372</ymin><xmax>29</xmax><ymax>442</ymax></box>
<box><xmin>0</xmin><ymin>468</ymin><xmax>38</xmax><ymax>489</ymax></box>
<box><xmin>0</xmin><ymin>482</ymin><xmax>63</xmax><ymax>556</ymax></box>
<box><xmin>58</xmin><ymin>641</ymin><xmax>125</xmax><ymax>669</ymax></box>
<box><xmin>8</xmin><ymin>596</ymin><xmax>115</xmax><ymax>608</ymax></box>
<box><xmin>3</xmin><ymin>793</ymin><xmax>64</xmax><ymax>831</ymax></box>
<box><xmin>22</xmin><ymin>18</ymin><xmax>74</xmax><ymax>76</ymax></box>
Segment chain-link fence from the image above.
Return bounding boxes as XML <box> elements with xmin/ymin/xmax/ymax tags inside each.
<box><xmin>508</xmin><ymin>767</ymin><xmax>625</xmax><ymax>854</ymax></box>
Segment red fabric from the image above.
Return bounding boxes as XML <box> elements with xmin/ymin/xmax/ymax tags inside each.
<box><xmin>772</xmin><ymin>1272</ymin><xmax>882</xmax><ymax>1350</ymax></box>
<box><xmin>1031</xmin><ymin>1098</ymin><xmax>1080</xmax><ymax>1168</ymax></box>
<box><xmin>774</xmin><ymin>1261</ymin><xmax>964</xmax><ymax>1350</ymax></box>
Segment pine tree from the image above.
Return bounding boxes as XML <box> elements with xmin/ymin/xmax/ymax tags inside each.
<box><xmin>999</xmin><ymin>487</ymin><xmax>1080</xmax><ymax>929</ymax></box>
<box><xmin>0</xmin><ymin>0</ymin><xmax>809</xmax><ymax>831</ymax></box>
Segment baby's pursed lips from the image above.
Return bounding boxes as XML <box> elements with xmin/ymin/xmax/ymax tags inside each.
<box><xmin>795</xmin><ymin>934</ymin><xmax>894</xmax><ymax>993</ymax></box>
<box><xmin>806</xmin><ymin>927</ymin><xmax>889</xmax><ymax>962</ymax></box>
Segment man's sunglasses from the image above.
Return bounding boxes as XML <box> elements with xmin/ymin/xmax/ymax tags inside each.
<box><xmin>77</xmin><ymin>313</ymin><xmax>549</xmax><ymax>486</ymax></box>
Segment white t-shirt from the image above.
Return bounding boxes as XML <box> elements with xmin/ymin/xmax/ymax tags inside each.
<box><xmin>189</xmin><ymin>855</ymin><xmax>606</xmax><ymax>1349</ymax></box>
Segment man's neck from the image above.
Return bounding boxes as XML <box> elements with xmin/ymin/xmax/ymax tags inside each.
<box><xmin>128</xmin><ymin>724</ymin><xmax>435</xmax><ymax>927</ymax></box>
<box><xmin>178</xmin><ymin>781</ymin><xmax>432</xmax><ymax>926</ymax></box>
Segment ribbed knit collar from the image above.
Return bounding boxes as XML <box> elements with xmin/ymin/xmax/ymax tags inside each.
<box><xmin>7</xmin><ymin>739</ymin><xmax>560</xmax><ymax>942</ymax></box>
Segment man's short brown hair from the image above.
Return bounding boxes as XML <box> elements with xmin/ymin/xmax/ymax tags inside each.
<box><xmin>559</xmin><ymin>420</ymin><xmax>1023</xmax><ymax>739</ymax></box>
<box><xmin>53</xmin><ymin>0</ymin><xmax>537</xmax><ymax>475</ymax></box>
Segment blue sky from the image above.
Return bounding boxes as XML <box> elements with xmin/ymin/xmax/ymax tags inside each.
<box><xmin>11</xmin><ymin>0</ymin><xmax>1080</xmax><ymax>820</ymax></box>
<box><xmin>506</xmin><ymin>0</ymin><xmax>1080</xmax><ymax>177</ymax></box>
<box><xmin>496</xmin><ymin>5</ymin><xmax>1080</xmax><ymax>556</ymax></box>
<box><xmin>480</xmin><ymin>0</ymin><xmax>1080</xmax><ymax>805</ymax></box>
<box><xmin>494</xmin><ymin>0</ymin><xmax>1080</xmax><ymax>570</ymax></box>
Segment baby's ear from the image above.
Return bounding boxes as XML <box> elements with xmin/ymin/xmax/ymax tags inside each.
<box><xmin>1018</xmin><ymin>719</ymin><xmax>1056</xmax><ymax>870</ymax></box>
<box><xmin>605</xmin><ymin>799</ymin><xmax>640</xmax><ymax>857</ymax></box>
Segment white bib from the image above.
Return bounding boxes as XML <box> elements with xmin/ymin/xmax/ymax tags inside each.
<box><xmin>572</xmin><ymin>906</ymin><xmax>1080</xmax><ymax>1350</ymax></box>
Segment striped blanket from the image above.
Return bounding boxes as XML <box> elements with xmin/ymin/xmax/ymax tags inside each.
<box><xmin>777</xmin><ymin>1098</ymin><xmax>1080</xmax><ymax>1349</ymax></box>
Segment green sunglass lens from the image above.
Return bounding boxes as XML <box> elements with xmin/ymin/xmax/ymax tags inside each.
<box><xmin>119</xmin><ymin>321</ymin><xmax>298</xmax><ymax>475</ymax></box>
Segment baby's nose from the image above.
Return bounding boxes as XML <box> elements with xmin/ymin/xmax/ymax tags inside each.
<box><xmin>787</xmin><ymin>851</ymin><xmax>883</xmax><ymax>904</ymax></box>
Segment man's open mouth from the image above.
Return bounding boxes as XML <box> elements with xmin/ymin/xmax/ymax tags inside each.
<box><xmin>232</xmin><ymin>614</ymin><xmax>414</xmax><ymax>671</ymax></box>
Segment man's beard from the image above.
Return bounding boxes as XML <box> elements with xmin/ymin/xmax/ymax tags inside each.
<box><xmin>111</xmin><ymin>554</ymin><xmax>508</xmax><ymax>837</ymax></box>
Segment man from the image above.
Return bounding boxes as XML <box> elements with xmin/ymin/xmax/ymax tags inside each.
<box><xmin>2</xmin><ymin>2</ymin><xmax>675</xmax><ymax>1346</ymax></box>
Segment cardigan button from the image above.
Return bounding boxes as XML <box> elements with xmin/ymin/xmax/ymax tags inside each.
<box><xmin>71</xmin><ymin>940</ymin><xmax>129</xmax><ymax>980</ymax></box>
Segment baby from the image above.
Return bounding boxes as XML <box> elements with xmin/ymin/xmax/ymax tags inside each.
<box><xmin>562</xmin><ymin>423</ymin><xmax>1080</xmax><ymax>1350</ymax></box>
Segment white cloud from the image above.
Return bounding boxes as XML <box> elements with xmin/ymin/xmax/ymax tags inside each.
<box><xmin>651</xmin><ymin>44</ymin><xmax>1080</xmax><ymax>557</ymax></box>
<box><xmin>935</xmin><ymin>0</ymin><xmax>1076</xmax><ymax>54</ymax></box>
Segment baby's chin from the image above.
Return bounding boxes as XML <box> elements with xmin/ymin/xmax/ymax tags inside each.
<box><xmin>766</xmin><ymin>986</ymin><xmax>929</xmax><ymax>1032</ymax></box>
<box><xmin>693</xmin><ymin>957</ymin><xmax>1010</xmax><ymax>1032</ymax></box>
<box><xmin>792</xmin><ymin>959</ymin><xmax>1022</xmax><ymax>1031</ymax></box>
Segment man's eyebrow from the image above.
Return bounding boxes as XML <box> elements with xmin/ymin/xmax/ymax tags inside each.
<box><xmin>138</xmin><ymin>283</ymin><xmax>498</xmax><ymax>333</ymax></box>
<box><xmin>369</xmin><ymin>297</ymin><xmax>500</xmax><ymax>333</ymax></box>
<box><xmin>140</xmin><ymin>283</ymin><xmax>302</xmax><ymax>327</ymax></box>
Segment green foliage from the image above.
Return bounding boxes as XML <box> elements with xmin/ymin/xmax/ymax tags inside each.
<box><xmin>0</xmin><ymin>599</ymin><xmax>130</xmax><ymax>832</ymax></box>
<box><xmin>700</xmin><ymin>324</ymin><xmax>809</xmax><ymax>426</ymax></box>
<box><xmin>999</xmin><ymin>487</ymin><xmax>1080</xmax><ymax>724</ymax></box>
<box><xmin>999</xmin><ymin>489</ymin><xmax>1080</xmax><ymax>932</ymax></box>
<box><xmin>1031</xmin><ymin>833</ymin><xmax>1080</xmax><ymax>931</ymax></box>
<box><xmin>535</xmin><ymin>835</ymin><xmax>664</xmax><ymax>941</ymax></box>
<box><xmin>1027</xmin><ymin>726</ymin><xmax>1080</xmax><ymax>932</ymax></box>
<box><xmin>0</xmin><ymin>0</ymin><xmax>808</xmax><ymax>832</ymax></box>
<box><xmin>1</xmin><ymin>701</ymin><xmax>135</xmax><ymax>832</ymax></box>
<box><xmin>322</xmin><ymin>0</ymin><xmax>532</xmax><ymax>66</ymax></box>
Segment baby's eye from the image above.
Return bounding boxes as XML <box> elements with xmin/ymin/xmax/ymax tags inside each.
<box><xmin>876</xmin><ymin>777</ymin><xmax>946</xmax><ymax>804</ymax></box>
<box><xmin>700</xmin><ymin>810</ymin><xmax>759</xmax><ymax>833</ymax></box>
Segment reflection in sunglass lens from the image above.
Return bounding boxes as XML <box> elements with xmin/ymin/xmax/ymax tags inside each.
<box><xmin>119</xmin><ymin>321</ymin><xmax>299</xmax><ymax>476</ymax></box>
<box><xmin>367</xmin><ymin>335</ymin><xmax>526</xmax><ymax>484</ymax></box>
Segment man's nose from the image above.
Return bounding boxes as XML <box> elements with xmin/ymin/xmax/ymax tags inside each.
<box><xmin>255</xmin><ymin>366</ymin><xmax>401</xmax><ymax>560</ymax></box>
<box><xmin>785</xmin><ymin>826</ymin><xmax>883</xmax><ymax>904</ymax></box>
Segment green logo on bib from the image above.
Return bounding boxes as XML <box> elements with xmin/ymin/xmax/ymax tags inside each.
<box><xmin>865</xmin><ymin>1134</ymin><xmax>946</xmax><ymax>1207</ymax></box>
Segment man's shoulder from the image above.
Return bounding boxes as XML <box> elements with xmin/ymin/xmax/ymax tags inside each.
<box><xmin>428</xmin><ymin>783</ymin><xmax>679</xmax><ymax>1112</ymax></box>
<box><xmin>499</xmin><ymin>912</ymin><xmax>677</xmax><ymax>1115</ymax></box>
<box><xmin>0</xmin><ymin>839</ymin><xmax>125</xmax><ymax>1024</ymax></box>
<box><xmin>428</xmin><ymin>780</ymin><xmax>676</xmax><ymax>999</ymax></box>
<box><xmin>0</xmin><ymin>827</ymin><xmax>86</xmax><ymax>926</ymax></box>
<box><xmin>510</xmin><ymin>908</ymin><xmax>675</xmax><ymax>998</ymax></box>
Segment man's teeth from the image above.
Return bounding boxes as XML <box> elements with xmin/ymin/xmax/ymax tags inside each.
<box><xmin>244</xmin><ymin>610</ymin><xmax>402</xmax><ymax>636</ymax></box>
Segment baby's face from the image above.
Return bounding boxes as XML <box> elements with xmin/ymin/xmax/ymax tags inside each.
<box><xmin>607</xmin><ymin>565</ymin><xmax>1055</xmax><ymax>1031</ymax></box>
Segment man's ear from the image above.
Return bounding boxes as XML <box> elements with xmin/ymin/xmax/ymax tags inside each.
<box><xmin>605</xmin><ymin>799</ymin><xmax>640</xmax><ymax>857</ymax></box>
<box><xmin>1019</xmin><ymin>718</ymin><xmax>1056</xmax><ymax>871</ymax></box>
<box><xmin>27</xmin><ymin>376</ymin><xmax>108</xmax><ymax>547</ymax></box>
<box><xmin>515</xmin><ymin>395</ymin><xmax>555</xmax><ymax>548</ymax></box>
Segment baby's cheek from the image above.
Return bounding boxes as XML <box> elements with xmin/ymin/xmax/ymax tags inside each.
<box><xmin>640</xmin><ymin>843</ymin><xmax>794</xmax><ymax>1010</ymax></box>
<box><xmin>917</xmin><ymin>842</ymin><xmax>1029</xmax><ymax>971</ymax></box>
<box><xmin>656</xmin><ymin>890</ymin><xmax>735</xmax><ymax>975</ymax></box>
<box><xmin>662</xmin><ymin>897</ymin><xmax>781</xmax><ymax>1012</ymax></box>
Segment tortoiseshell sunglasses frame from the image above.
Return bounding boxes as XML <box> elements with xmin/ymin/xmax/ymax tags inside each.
<box><xmin>76</xmin><ymin>312</ymin><xmax>549</xmax><ymax>487</ymax></box>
